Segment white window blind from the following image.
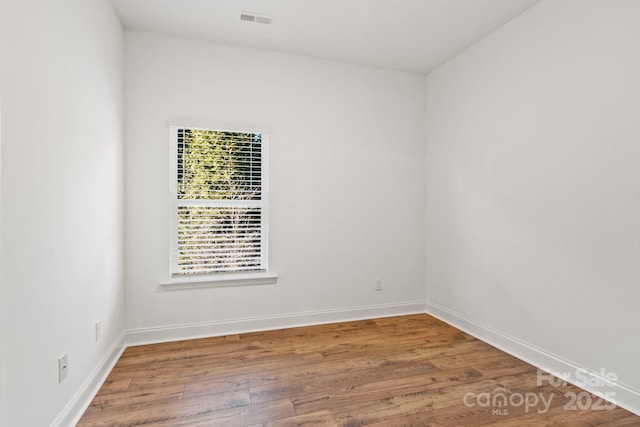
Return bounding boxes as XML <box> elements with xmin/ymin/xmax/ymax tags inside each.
<box><xmin>170</xmin><ymin>125</ymin><xmax>268</xmax><ymax>276</ymax></box>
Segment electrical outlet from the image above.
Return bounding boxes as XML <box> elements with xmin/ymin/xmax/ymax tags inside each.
<box><xmin>58</xmin><ymin>353</ymin><xmax>68</xmax><ymax>383</ymax></box>
<box><xmin>95</xmin><ymin>320</ymin><xmax>102</xmax><ymax>342</ymax></box>
<box><xmin>375</xmin><ymin>278</ymin><xmax>383</xmax><ymax>291</ymax></box>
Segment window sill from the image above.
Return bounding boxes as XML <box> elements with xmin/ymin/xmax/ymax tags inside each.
<box><xmin>159</xmin><ymin>272</ymin><xmax>278</xmax><ymax>291</ymax></box>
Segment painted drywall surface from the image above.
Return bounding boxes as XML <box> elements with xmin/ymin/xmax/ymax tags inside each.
<box><xmin>0</xmin><ymin>0</ymin><xmax>124</xmax><ymax>425</ymax></box>
<box><xmin>426</xmin><ymin>0</ymin><xmax>640</xmax><ymax>392</ymax></box>
<box><xmin>0</xmin><ymin>0</ymin><xmax>4</xmax><ymax>423</ymax></box>
<box><xmin>124</xmin><ymin>31</ymin><xmax>426</xmax><ymax>330</ymax></box>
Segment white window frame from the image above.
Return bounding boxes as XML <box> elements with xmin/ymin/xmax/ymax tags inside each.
<box><xmin>163</xmin><ymin>118</ymin><xmax>277</xmax><ymax>289</ymax></box>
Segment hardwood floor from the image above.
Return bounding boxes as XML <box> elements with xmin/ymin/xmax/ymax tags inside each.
<box><xmin>78</xmin><ymin>315</ymin><xmax>638</xmax><ymax>426</ymax></box>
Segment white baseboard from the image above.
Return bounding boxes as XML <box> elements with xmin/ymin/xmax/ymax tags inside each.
<box><xmin>51</xmin><ymin>333</ymin><xmax>126</xmax><ymax>427</ymax></box>
<box><xmin>424</xmin><ymin>300</ymin><xmax>640</xmax><ymax>417</ymax></box>
<box><xmin>125</xmin><ymin>301</ymin><xmax>426</xmax><ymax>347</ymax></box>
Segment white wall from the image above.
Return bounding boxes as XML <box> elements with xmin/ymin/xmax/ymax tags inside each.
<box><xmin>125</xmin><ymin>31</ymin><xmax>426</xmax><ymax>333</ymax></box>
<box><xmin>426</xmin><ymin>0</ymin><xmax>640</xmax><ymax>403</ymax></box>
<box><xmin>0</xmin><ymin>0</ymin><xmax>4</xmax><ymax>422</ymax></box>
<box><xmin>0</xmin><ymin>0</ymin><xmax>124</xmax><ymax>425</ymax></box>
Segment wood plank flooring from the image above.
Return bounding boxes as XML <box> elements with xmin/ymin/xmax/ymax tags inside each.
<box><xmin>78</xmin><ymin>314</ymin><xmax>639</xmax><ymax>426</ymax></box>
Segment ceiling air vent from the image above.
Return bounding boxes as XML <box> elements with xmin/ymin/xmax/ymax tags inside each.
<box><xmin>239</xmin><ymin>12</ymin><xmax>272</xmax><ymax>25</ymax></box>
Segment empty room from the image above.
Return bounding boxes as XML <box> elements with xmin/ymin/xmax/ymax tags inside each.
<box><xmin>1</xmin><ymin>0</ymin><xmax>639</xmax><ymax>425</ymax></box>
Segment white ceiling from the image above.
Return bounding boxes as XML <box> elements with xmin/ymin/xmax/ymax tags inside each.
<box><xmin>111</xmin><ymin>0</ymin><xmax>540</xmax><ymax>74</ymax></box>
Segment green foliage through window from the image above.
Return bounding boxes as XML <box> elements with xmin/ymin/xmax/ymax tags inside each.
<box><xmin>173</xmin><ymin>128</ymin><xmax>265</xmax><ymax>274</ymax></box>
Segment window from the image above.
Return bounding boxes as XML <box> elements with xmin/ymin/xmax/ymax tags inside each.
<box><xmin>169</xmin><ymin>124</ymin><xmax>269</xmax><ymax>280</ymax></box>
